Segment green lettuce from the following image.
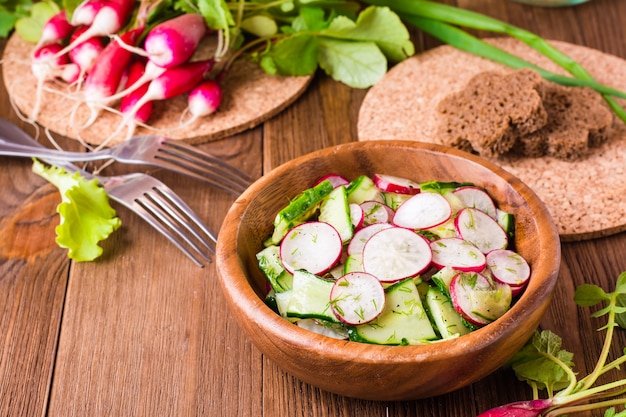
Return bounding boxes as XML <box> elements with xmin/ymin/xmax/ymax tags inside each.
<box><xmin>32</xmin><ymin>160</ymin><xmax>121</xmax><ymax>262</ymax></box>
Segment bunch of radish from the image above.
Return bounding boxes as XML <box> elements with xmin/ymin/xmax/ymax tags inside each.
<box><xmin>29</xmin><ymin>0</ymin><xmax>223</xmax><ymax>141</ymax></box>
<box><xmin>257</xmin><ymin>172</ymin><xmax>532</xmax><ymax>344</ymax></box>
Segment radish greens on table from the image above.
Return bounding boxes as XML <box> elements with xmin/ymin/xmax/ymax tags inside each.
<box><xmin>478</xmin><ymin>272</ymin><xmax>626</xmax><ymax>417</ymax></box>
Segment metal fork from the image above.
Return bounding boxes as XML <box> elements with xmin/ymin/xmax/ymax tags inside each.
<box><xmin>0</xmin><ymin>120</ymin><xmax>251</xmax><ymax>195</ymax></box>
<box><xmin>0</xmin><ymin>120</ymin><xmax>216</xmax><ymax>267</ymax></box>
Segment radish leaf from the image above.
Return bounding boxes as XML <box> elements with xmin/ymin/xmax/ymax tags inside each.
<box><xmin>32</xmin><ymin>160</ymin><xmax>121</xmax><ymax>262</ymax></box>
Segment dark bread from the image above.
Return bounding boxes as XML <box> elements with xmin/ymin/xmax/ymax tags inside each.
<box><xmin>436</xmin><ymin>69</ymin><xmax>547</xmax><ymax>158</ymax></box>
<box><xmin>436</xmin><ymin>68</ymin><xmax>613</xmax><ymax>161</ymax></box>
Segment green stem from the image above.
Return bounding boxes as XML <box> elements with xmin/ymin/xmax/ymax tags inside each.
<box><xmin>546</xmin><ymin>397</ymin><xmax>626</xmax><ymax>417</ymax></box>
<box><xmin>403</xmin><ymin>16</ymin><xmax>626</xmax><ymax>124</ymax></box>
<box><xmin>578</xmin><ymin>297</ymin><xmax>619</xmax><ymax>391</ymax></box>
<box><xmin>362</xmin><ymin>0</ymin><xmax>626</xmax><ymax>123</ymax></box>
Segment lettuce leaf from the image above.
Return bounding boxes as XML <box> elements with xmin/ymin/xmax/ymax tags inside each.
<box><xmin>32</xmin><ymin>160</ymin><xmax>122</xmax><ymax>262</ymax></box>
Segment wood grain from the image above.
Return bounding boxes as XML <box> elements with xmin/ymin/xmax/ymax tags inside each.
<box><xmin>1</xmin><ymin>0</ymin><xmax>626</xmax><ymax>416</ymax></box>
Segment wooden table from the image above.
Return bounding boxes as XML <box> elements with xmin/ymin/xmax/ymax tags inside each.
<box><xmin>1</xmin><ymin>1</ymin><xmax>626</xmax><ymax>416</ymax></box>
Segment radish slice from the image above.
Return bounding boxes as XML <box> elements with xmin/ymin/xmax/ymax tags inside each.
<box><xmin>373</xmin><ymin>173</ymin><xmax>420</xmax><ymax>195</ymax></box>
<box><xmin>453</xmin><ymin>186</ymin><xmax>498</xmax><ymax>218</ymax></box>
<box><xmin>430</xmin><ymin>237</ymin><xmax>486</xmax><ymax>272</ymax></box>
<box><xmin>316</xmin><ymin>173</ymin><xmax>350</xmax><ymax>189</ymax></box>
<box><xmin>347</xmin><ymin>223</ymin><xmax>393</xmax><ymax>256</ymax></box>
<box><xmin>349</xmin><ymin>203</ymin><xmax>364</xmax><ymax>230</ymax></box>
<box><xmin>360</xmin><ymin>200</ymin><xmax>394</xmax><ymax>225</ymax></box>
<box><xmin>393</xmin><ymin>192</ymin><xmax>452</xmax><ymax>230</ymax></box>
<box><xmin>280</xmin><ymin>222</ymin><xmax>342</xmax><ymax>275</ymax></box>
<box><xmin>455</xmin><ymin>208</ymin><xmax>508</xmax><ymax>254</ymax></box>
<box><xmin>449</xmin><ymin>272</ymin><xmax>512</xmax><ymax>326</ymax></box>
<box><xmin>330</xmin><ymin>272</ymin><xmax>385</xmax><ymax>325</ymax></box>
<box><xmin>486</xmin><ymin>249</ymin><xmax>531</xmax><ymax>288</ymax></box>
<box><xmin>362</xmin><ymin>227</ymin><xmax>432</xmax><ymax>283</ymax></box>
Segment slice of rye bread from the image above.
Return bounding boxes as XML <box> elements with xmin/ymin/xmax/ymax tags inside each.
<box><xmin>436</xmin><ymin>68</ymin><xmax>548</xmax><ymax>158</ymax></box>
<box><xmin>437</xmin><ymin>68</ymin><xmax>613</xmax><ymax>161</ymax></box>
<box><xmin>514</xmin><ymin>82</ymin><xmax>613</xmax><ymax>160</ymax></box>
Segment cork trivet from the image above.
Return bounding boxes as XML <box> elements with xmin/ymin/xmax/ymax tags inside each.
<box><xmin>2</xmin><ymin>34</ymin><xmax>312</xmax><ymax>146</ymax></box>
<box><xmin>358</xmin><ymin>38</ymin><xmax>626</xmax><ymax>242</ymax></box>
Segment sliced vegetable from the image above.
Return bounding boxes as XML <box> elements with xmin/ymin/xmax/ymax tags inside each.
<box><xmin>455</xmin><ymin>207</ymin><xmax>508</xmax><ymax>254</ymax></box>
<box><xmin>430</xmin><ymin>237</ymin><xmax>486</xmax><ymax>272</ymax></box>
<box><xmin>452</xmin><ymin>185</ymin><xmax>497</xmax><ymax>218</ymax></box>
<box><xmin>330</xmin><ymin>272</ymin><xmax>385</xmax><ymax>325</ymax></box>
<box><xmin>393</xmin><ymin>191</ymin><xmax>452</xmax><ymax>230</ymax></box>
<box><xmin>349</xmin><ymin>278</ymin><xmax>437</xmax><ymax>345</ymax></box>
<box><xmin>449</xmin><ymin>272</ymin><xmax>512</xmax><ymax>326</ymax></box>
<box><xmin>280</xmin><ymin>221</ymin><xmax>342</xmax><ymax>275</ymax></box>
<box><xmin>362</xmin><ymin>226</ymin><xmax>432</xmax><ymax>283</ymax></box>
<box><xmin>373</xmin><ymin>173</ymin><xmax>420</xmax><ymax>195</ymax></box>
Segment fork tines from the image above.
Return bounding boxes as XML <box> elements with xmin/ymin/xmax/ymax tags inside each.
<box><xmin>156</xmin><ymin>140</ymin><xmax>252</xmax><ymax>195</ymax></box>
<box><xmin>133</xmin><ymin>184</ymin><xmax>217</xmax><ymax>267</ymax></box>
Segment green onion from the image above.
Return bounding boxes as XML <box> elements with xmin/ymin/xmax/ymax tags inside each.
<box><xmin>363</xmin><ymin>0</ymin><xmax>626</xmax><ymax>123</ymax></box>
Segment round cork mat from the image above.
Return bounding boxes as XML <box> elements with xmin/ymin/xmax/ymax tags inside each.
<box><xmin>2</xmin><ymin>34</ymin><xmax>312</xmax><ymax>146</ymax></box>
<box><xmin>358</xmin><ymin>38</ymin><xmax>626</xmax><ymax>242</ymax></box>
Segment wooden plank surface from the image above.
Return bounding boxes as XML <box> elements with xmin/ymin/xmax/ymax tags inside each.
<box><xmin>1</xmin><ymin>1</ymin><xmax>626</xmax><ymax>416</ymax></box>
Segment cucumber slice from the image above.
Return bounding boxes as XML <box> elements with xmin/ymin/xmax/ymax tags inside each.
<box><xmin>343</xmin><ymin>253</ymin><xmax>364</xmax><ymax>274</ymax></box>
<box><xmin>349</xmin><ymin>278</ymin><xmax>437</xmax><ymax>345</ymax></box>
<box><xmin>347</xmin><ymin>175</ymin><xmax>383</xmax><ymax>204</ymax></box>
<box><xmin>296</xmin><ymin>318</ymin><xmax>349</xmax><ymax>340</ymax></box>
<box><xmin>265</xmin><ymin>179</ymin><xmax>334</xmax><ymax>246</ymax></box>
<box><xmin>425</xmin><ymin>287</ymin><xmax>471</xmax><ymax>339</ymax></box>
<box><xmin>382</xmin><ymin>191</ymin><xmax>412</xmax><ymax>210</ymax></box>
<box><xmin>497</xmin><ymin>209</ymin><xmax>516</xmax><ymax>240</ymax></box>
<box><xmin>256</xmin><ymin>245</ymin><xmax>293</xmax><ymax>292</ymax></box>
<box><xmin>319</xmin><ymin>185</ymin><xmax>353</xmax><ymax>243</ymax></box>
<box><xmin>430</xmin><ymin>266</ymin><xmax>458</xmax><ymax>296</ymax></box>
<box><xmin>286</xmin><ymin>270</ymin><xmax>337</xmax><ymax>322</ymax></box>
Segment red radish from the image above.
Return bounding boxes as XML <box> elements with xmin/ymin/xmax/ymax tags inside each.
<box><xmin>486</xmin><ymin>249</ymin><xmax>531</xmax><ymax>288</ymax></box>
<box><xmin>279</xmin><ymin>222</ymin><xmax>342</xmax><ymax>275</ymax></box>
<box><xmin>453</xmin><ymin>186</ymin><xmax>498</xmax><ymax>218</ymax></box>
<box><xmin>187</xmin><ymin>79</ymin><xmax>222</xmax><ymax>119</ymax></box>
<box><xmin>455</xmin><ymin>208</ymin><xmax>508</xmax><ymax>254</ymax></box>
<box><xmin>124</xmin><ymin>60</ymin><xmax>214</xmax><ymax>120</ymax></box>
<box><xmin>347</xmin><ymin>223</ymin><xmax>393</xmax><ymax>256</ymax></box>
<box><xmin>373</xmin><ymin>173</ymin><xmax>420</xmax><ymax>195</ymax></box>
<box><xmin>120</xmin><ymin>59</ymin><xmax>153</xmax><ymax>125</ymax></box>
<box><xmin>362</xmin><ymin>226</ymin><xmax>432</xmax><ymax>283</ymax></box>
<box><xmin>35</xmin><ymin>11</ymin><xmax>74</xmax><ymax>49</ymax></box>
<box><xmin>393</xmin><ymin>192</ymin><xmax>452</xmax><ymax>230</ymax></box>
<box><xmin>349</xmin><ymin>203</ymin><xmax>364</xmax><ymax>230</ymax></box>
<box><xmin>476</xmin><ymin>399</ymin><xmax>553</xmax><ymax>417</ymax></box>
<box><xmin>316</xmin><ymin>174</ymin><xmax>350</xmax><ymax>189</ymax></box>
<box><xmin>330</xmin><ymin>272</ymin><xmax>385</xmax><ymax>325</ymax></box>
<box><xmin>360</xmin><ymin>200</ymin><xmax>394</xmax><ymax>225</ymax></box>
<box><xmin>51</xmin><ymin>0</ymin><xmax>134</xmax><ymax>61</ymax></box>
<box><xmin>449</xmin><ymin>272</ymin><xmax>512</xmax><ymax>326</ymax></box>
<box><xmin>30</xmin><ymin>43</ymin><xmax>70</xmax><ymax>121</ymax></box>
<box><xmin>80</xmin><ymin>27</ymin><xmax>143</xmax><ymax>127</ymax></box>
<box><xmin>71</xmin><ymin>0</ymin><xmax>106</xmax><ymax>26</ymax></box>
<box><xmin>430</xmin><ymin>237</ymin><xmax>486</xmax><ymax>272</ymax></box>
<box><xmin>61</xmin><ymin>63</ymin><xmax>81</xmax><ymax>84</ymax></box>
<box><xmin>68</xmin><ymin>26</ymin><xmax>105</xmax><ymax>79</ymax></box>
<box><xmin>144</xmin><ymin>14</ymin><xmax>207</xmax><ymax>68</ymax></box>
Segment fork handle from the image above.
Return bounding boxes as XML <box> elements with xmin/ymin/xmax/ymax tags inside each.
<box><xmin>0</xmin><ymin>138</ymin><xmax>110</xmax><ymax>162</ymax></box>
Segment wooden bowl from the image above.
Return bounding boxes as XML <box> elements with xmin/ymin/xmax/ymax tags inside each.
<box><xmin>216</xmin><ymin>140</ymin><xmax>561</xmax><ymax>401</ymax></box>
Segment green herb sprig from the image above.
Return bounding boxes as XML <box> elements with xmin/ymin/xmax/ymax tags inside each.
<box><xmin>492</xmin><ymin>272</ymin><xmax>626</xmax><ymax>416</ymax></box>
